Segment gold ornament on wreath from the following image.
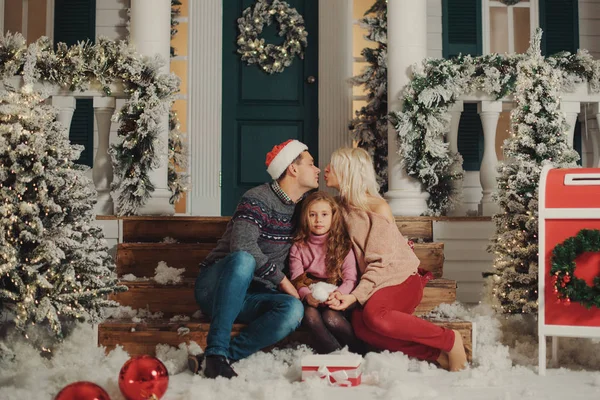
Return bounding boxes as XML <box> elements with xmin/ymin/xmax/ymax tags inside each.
<box><xmin>237</xmin><ymin>0</ymin><xmax>308</xmax><ymax>74</ymax></box>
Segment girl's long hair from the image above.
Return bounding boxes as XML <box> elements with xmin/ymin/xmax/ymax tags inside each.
<box><xmin>295</xmin><ymin>191</ymin><xmax>351</xmax><ymax>283</ymax></box>
<box><xmin>329</xmin><ymin>147</ymin><xmax>382</xmax><ymax>211</ymax></box>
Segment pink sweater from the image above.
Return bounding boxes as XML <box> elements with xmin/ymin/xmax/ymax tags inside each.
<box><xmin>288</xmin><ymin>233</ymin><xmax>358</xmax><ymax>300</ymax></box>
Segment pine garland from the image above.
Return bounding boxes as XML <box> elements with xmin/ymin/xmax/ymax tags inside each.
<box><xmin>389</xmin><ymin>29</ymin><xmax>600</xmax><ymax>313</ymax></box>
<box><xmin>0</xmin><ymin>32</ymin><xmax>187</xmax><ymax>215</ymax></box>
<box><xmin>550</xmin><ymin>229</ymin><xmax>600</xmax><ymax>309</ymax></box>
<box><xmin>349</xmin><ymin>0</ymin><xmax>388</xmax><ymax>193</ymax></box>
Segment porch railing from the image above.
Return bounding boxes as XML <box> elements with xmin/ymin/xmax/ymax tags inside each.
<box><xmin>450</xmin><ymin>82</ymin><xmax>600</xmax><ymax>216</ymax></box>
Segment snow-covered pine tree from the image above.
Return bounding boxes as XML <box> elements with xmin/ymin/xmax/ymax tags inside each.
<box><xmin>0</xmin><ymin>83</ymin><xmax>126</xmax><ymax>340</ymax></box>
<box><xmin>485</xmin><ymin>42</ymin><xmax>579</xmax><ymax>314</ymax></box>
<box><xmin>349</xmin><ymin>0</ymin><xmax>388</xmax><ymax>193</ymax></box>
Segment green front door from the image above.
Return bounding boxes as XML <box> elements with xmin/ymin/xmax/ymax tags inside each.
<box><xmin>221</xmin><ymin>0</ymin><xmax>319</xmax><ymax>216</ymax></box>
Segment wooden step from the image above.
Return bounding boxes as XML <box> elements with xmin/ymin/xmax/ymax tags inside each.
<box><xmin>121</xmin><ymin>216</ymin><xmax>434</xmax><ymax>243</ymax></box>
<box><xmin>110</xmin><ymin>278</ymin><xmax>457</xmax><ymax>318</ymax></box>
<box><xmin>116</xmin><ymin>242</ymin><xmax>444</xmax><ymax>279</ymax></box>
<box><xmin>98</xmin><ymin>318</ymin><xmax>473</xmax><ymax>362</ymax></box>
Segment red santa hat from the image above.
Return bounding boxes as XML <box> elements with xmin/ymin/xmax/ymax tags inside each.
<box><xmin>265</xmin><ymin>139</ymin><xmax>308</xmax><ymax>180</ymax></box>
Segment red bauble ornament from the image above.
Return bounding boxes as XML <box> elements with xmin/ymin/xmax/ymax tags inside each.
<box><xmin>119</xmin><ymin>355</ymin><xmax>169</xmax><ymax>400</ymax></box>
<box><xmin>54</xmin><ymin>381</ymin><xmax>110</xmax><ymax>400</ymax></box>
<box><xmin>563</xmin><ymin>275</ymin><xmax>571</xmax><ymax>283</ymax></box>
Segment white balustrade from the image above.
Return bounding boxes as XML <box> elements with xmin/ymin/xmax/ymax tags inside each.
<box><xmin>50</xmin><ymin>95</ymin><xmax>76</xmax><ymax>136</ymax></box>
<box><xmin>560</xmin><ymin>101</ymin><xmax>581</xmax><ymax>148</ymax></box>
<box><xmin>447</xmin><ymin>101</ymin><xmax>467</xmax><ymax>216</ymax></box>
<box><xmin>92</xmin><ymin>97</ymin><xmax>116</xmax><ymax>215</ymax></box>
<box><xmin>45</xmin><ymin>82</ymin><xmax>126</xmax><ymax>216</ymax></box>
<box><xmin>478</xmin><ymin>101</ymin><xmax>502</xmax><ymax>216</ymax></box>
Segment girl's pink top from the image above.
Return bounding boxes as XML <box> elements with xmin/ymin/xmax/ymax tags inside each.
<box><xmin>289</xmin><ymin>233</ymin><xmax>358</xmax><ymax>300</ymax></box>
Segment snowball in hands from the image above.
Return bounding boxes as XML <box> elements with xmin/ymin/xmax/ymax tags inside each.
<box><xmin>309</xmin><ymin>282</ymin><xmax>338</xmax><ymax>302</ymax></box>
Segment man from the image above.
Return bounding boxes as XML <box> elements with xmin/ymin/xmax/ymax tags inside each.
<box><xmin>190</xmin><ymin>139</ymin><xmax>320</xmax><ymax>379</ymax></box>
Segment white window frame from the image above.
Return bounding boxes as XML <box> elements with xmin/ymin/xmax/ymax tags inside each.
<box><xmin>482</xmin><ymin>0</ymin><xmax>539</xmax><ymax>55</ymax></box>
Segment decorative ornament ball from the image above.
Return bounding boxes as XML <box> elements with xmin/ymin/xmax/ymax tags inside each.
<box><xmin>118</xmin><ymin>355</ymin><xmax>169</xmax><ymax>400</ymax></box>
<box><xmin>54</xmin><ymin>381</ymin><xmax>111</xmax><ymax>400</ymax></box>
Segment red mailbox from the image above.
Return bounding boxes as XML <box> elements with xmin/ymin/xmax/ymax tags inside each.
<box><xmin>538</xmin><ymin>166</ymin><xmax>600</xmax><ymax>374</ymax></box>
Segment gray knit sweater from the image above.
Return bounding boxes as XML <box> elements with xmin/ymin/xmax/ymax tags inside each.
<box><xmin>202</xmin><ymin>182</ymin><xmax>298</xmax><ymax>289</ymax></box>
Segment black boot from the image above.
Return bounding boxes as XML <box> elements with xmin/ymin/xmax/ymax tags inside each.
<box><xmin>187</xmin><ymin>353</ymin><xmax>205</xmax><ymax>375</ymax></box>
<box><xmin>204</xmin><ymin>355</ymin><xmax>238</xmax><ymax>379</ymax></box>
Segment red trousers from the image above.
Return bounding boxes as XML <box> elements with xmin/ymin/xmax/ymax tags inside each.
<box><xmin>352</xmin><ymin>274</ymin><xmax>455</xmax><ymax>362</ymax></box>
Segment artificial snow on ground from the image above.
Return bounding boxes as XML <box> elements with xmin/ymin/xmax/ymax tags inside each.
<box><xmin>2</xmin><ymin>303</ymin><xmax>600</xmax><ymax>400</ymax></box>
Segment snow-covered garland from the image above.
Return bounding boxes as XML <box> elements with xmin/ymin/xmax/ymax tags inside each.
<box><xmin>0</xmin><ymin>32</ymin><xmax>187</xmax><ymax>215</ymax></box>
<box><xmin>550</xmin><ymin>229</ymin><xmax>600</xmax><ymax>309</ymax></box>
<box><xmin>237</xmin><ymin>0</ymin><xmax>308</xmax><ymax>74</ymax></box>
<box><xmin>389</xmin><ymin>29</ymin><xmax>600</xmax><ymax>216</ymax></box>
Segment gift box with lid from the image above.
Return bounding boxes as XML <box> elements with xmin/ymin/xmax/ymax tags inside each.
<box><xmin>538</xmin><ymin>166</ymin><xmax>600</xmax><ymax>375</ymax></box>
<box><xmin>301</xmin><ymin>354</ymin><xmax>362</xmax><ymax>387</ymax></box>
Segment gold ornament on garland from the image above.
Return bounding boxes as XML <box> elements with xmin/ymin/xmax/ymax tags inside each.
<box><xmin>236</xmin><ymin>0</ymin><xmax>308</xmax><ymax>74</ymax></box>
<box><xmin>550</xmin><ymin>229</ymin><xmax>600</xmax><ymax>308</ymax></box>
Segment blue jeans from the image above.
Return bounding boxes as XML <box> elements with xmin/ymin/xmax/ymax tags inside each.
<box><xmin>194</xmin><ymin>251</ymin><xmax>304</xmax><ymax>360</ymax></box>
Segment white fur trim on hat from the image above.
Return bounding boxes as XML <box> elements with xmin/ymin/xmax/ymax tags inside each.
<box><xmin>266</xmin><ymin>140</ymin><xmax>308</xmax><ymax>180</ymax></box>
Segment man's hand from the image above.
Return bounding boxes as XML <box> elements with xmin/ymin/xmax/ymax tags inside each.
<box><xmin>328</xmin><ymin>293</ymin><xmax>357</xmax><ymax>311</ymax></box>
<box><xmin>278</xmin><ymin>276</ymin><xmax>300</xmax><ymax>299</ymax></box>
<box><xmin>305</xmin><ymin>293</ymin><xmax>321</xmax><ymax>308</ymax></box>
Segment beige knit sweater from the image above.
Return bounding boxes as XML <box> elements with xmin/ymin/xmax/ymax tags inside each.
<box><xmin>342</xmin><ymin>206</ymin><xmax>420</xmax><ymax>305</ymax></box>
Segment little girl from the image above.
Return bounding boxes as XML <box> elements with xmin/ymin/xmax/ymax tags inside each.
<box><xmin>289</xmin><ymin>191</ymin><xmax>363</xmax><ymax>354</ymax></box>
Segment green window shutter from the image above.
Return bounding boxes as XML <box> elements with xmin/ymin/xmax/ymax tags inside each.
<box><xmin>540</xmin><ymin>0</ymin><xmax>581</xmax><ymax>161</ymax></box>
<box><xmin>442</xmin><ymin>0</ymin><xmax>482</xmax><ymax>58</ymax></box>
<box><xmin>457</xmin><ymin>103</ymin><xmax>484</xmax><ymax>171</ymax></box>
<box><xmin>443</xmin><ymin>1</ymin><xmax>483</xmax><ymax>171</ymax></box>
<box><xmin>54</xmin><ymin>0</ymin><xmax>96</xmax><ymax>167</ymax></box>
<box><xmin>539</xmin><ymin>0</ymin><xmax>579</xmax><ymax>56</ymax></box>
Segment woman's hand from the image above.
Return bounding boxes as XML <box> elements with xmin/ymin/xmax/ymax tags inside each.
<box><xmin>305</xmin><ymin>293</ymin><xmax>321</xmax><ymax>308</ymax></box>
<box><xmin>325</xmin><ymin>291</ymin><xmax>341</xmax><ymax>308</ymax></box>
<box><xmin>328</xmin><ymin>292</ymin><xmax>357</xmax><ymax>311</ymax></box>
<box><xmin>278</xmin><ymin>276</ymin><xmax>300</xmax><ymax>299</ymax></box>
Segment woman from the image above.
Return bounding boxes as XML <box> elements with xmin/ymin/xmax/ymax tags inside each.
<box><xmin>323</xmin><ymin>147</ymin><xmax>467</xmax><ymax>371</ymax></box>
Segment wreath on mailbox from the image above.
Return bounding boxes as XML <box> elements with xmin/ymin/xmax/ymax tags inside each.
<box><xmin>236</xmin><ymin>0</ymin><xmax>308</xmax><ymax>74</ymax></box>
<box><xmin>550</xmin><ymin>229</ymin><xmax>600</xmax><ymax>308</ymax></box>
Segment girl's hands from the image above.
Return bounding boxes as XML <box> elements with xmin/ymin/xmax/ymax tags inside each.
<box><xmin>328</xmin><ymin>292</ymin><xmax>357</xmax><ymax>311</ymax></box>
<box><xmin>325</xmin><ymin>291</ymin><xmax>341</xmax><ymax>308</ymax></box>
<box><xmin>305</xmin><ymin>293</ymin><xmax>321</xmax><ymax>308</ymax></box>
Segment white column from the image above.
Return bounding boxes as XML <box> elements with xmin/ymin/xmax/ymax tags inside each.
<box><xmin>560</xmin><ymin>101</ymin><xmax>580</xmax><ymax>148</ymax></box>
<box><xmin>129</xmin><ymin>0</ymin><xmax>174</xmax><ymax>215</ymax></box>
<box><xmin>50</xmin><ymin>95</ymin><xmax>76</xmax><ymax>137</ymax></box>
<box><xmin>478</xmin><ymin>101</ymin><xmax>502</xmax><ymax>216</ymax></box>
<box><xmin>385</xmin><ymin>0</ymin><xmax>429</xmax><ymax>216</ymax></box>
<box><xmin>318</xmin><ymin>0</ymin><xmax>353</xmax><ymax>192</ymax></box>
<box><xmin>188</xmin><ymin>0</ymin><xmax>222</xmax><ymax>215</ymax></box>
<box><xmin>448</xmin><ymin>101</ymin><xmax>466</xmax><ymax>216</ymax></box>
<box><xmin>92</xmin><ymin>97</ymin><xmax>115</xmax><ymax>215</ymax></box>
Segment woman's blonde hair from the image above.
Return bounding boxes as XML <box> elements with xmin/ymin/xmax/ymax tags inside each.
<box><xmin>329</xmin><ymin>147</ymin><xmax>382</xmax><ymax>211</ymax></box>
<box><xmin>295</xmin><ymin>191</ymin><xmax>351</xmax><ymax>283</ymax></box>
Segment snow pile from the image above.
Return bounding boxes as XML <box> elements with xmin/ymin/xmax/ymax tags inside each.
<box><xmin>104</xmin><ymin>306</ymin><xmax>164</xmax><ymax>321</ymax></box>
<box><xmin>121</xmin><ymin>274</ymin><xmax>147</xmax><ymax>282</ymax></box>
<box><xmin>4</xmin><ymin>303</ymin><xmax>600</xmax><ymax>399</ymax></box>
<box><xmin>154</xmin><ymin>261</ymin><xmax>185</xmax><ymax>285</ymax></box>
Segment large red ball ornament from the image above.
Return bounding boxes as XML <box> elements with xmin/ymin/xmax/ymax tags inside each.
<box><xmin>118</xmin><ymin>355</ymin><xmax>169</xmax><ymax>400</ymax></box>
<box><xmin>54</xmin><ymin>381</ymin><xmax>111</xmax><ymax>400</ymax></box>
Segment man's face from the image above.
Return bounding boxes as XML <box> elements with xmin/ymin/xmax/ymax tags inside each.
<box><xmin>295</xmin><ymin>151</ymin><xmax>320</xmax><ymax>189</ymax></box>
